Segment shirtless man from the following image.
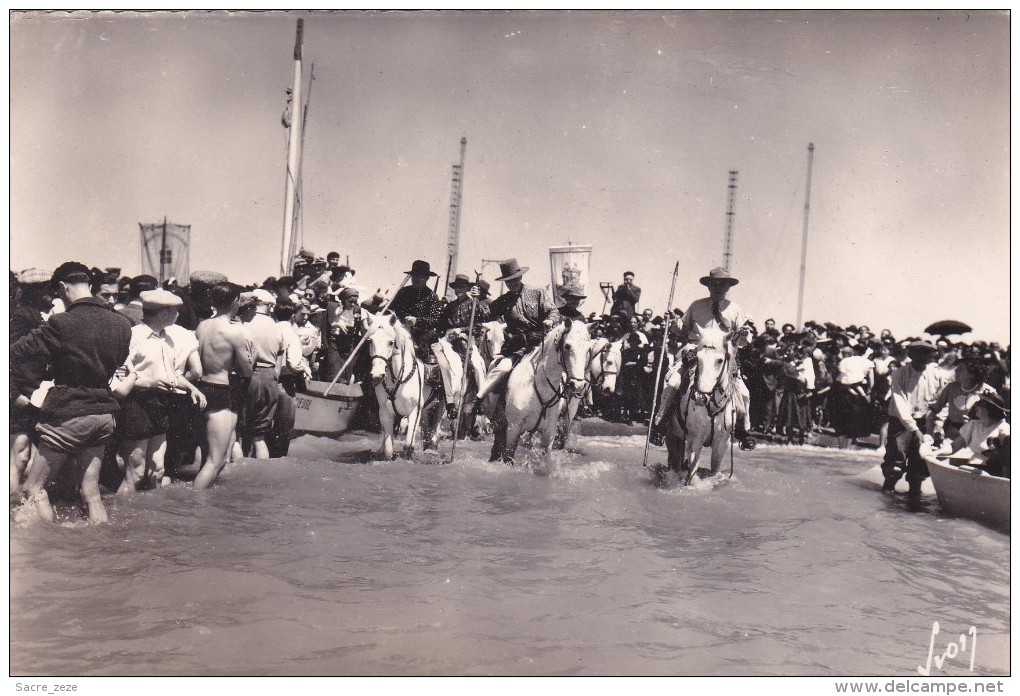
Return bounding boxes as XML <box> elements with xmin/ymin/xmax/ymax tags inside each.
<box><xmin>194</xmin><ymin>282</ymin><xmax>254</xmax><ymax>490</ymax></box>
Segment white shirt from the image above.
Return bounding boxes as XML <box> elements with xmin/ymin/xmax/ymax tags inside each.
<box><xmin>837</xmin><ymin>355</ymin><xmax>874</xmax><ymax>386</ymax></box>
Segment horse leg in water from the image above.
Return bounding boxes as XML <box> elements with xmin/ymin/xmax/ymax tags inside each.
<box><xmin>535</xmin><ymin>402</ymin><xmax>562</xmax><ymax>474</ymax></box>
<box><xmin>708</xmin><ymin>409</ymin><xmax>735</xmax><ymax>476</ymax></box>
<box><xmin>664</xmin><ymin>409</ymin><xmax>685</xmax><ymax>474</ymax></box>
<box><xmin>376</xmin><ymin>387</ymin><xmax>397</xmax><ymax>460</ymax></box>
<box><xmin>488</xmin><ymin>396</ymin><xmax>508</xmax><ymax>463</ymax></box>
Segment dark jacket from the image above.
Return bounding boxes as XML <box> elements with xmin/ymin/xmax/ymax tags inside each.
<box><xmin>10</xmin><ymin>297</ymin><xmax>132</xmax><ymax>423</ymax></box>
<box><xmin>611</xmin><ymin>283</ymin><xmax>641</xmax><ymax>319</ymax></box>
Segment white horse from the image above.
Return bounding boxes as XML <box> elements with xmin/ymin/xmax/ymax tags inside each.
<box><xmin>497</xmin><ymin>318</ymin><xmax>591</xmax><ymax>468</ymax></box>
<box><xmin>469</xmin><ymin>320</ymin><xmax>506</xmax><ymax>437</ymax></box>
<box><xmin>664</xmin><ymin>324</ymin><xmax>737</xmax><ymax>485</ymax></box>
<box><xmin>363</xmin><ymin>312</ymin><xmax>442</xmax><ymax>459</ymax></box>
<box><xmin>556</xmin><ymin>333</ymin><xmax>622</xmax><ymax>449</ymax></box>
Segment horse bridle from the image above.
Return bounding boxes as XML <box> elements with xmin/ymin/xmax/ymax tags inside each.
<box><xmin>689</xmin><ymin>343</ymin><xmax>734</xmax><ymax>417</ymax></box>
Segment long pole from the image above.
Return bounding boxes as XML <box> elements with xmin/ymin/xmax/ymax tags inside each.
<box><xmin>795</xmin><ymin>143</ymin><xmax>815</xmax><ymax>329</ymax></box>
<box><xmin>280</xmin><ymin>18</ymin><xmax>304</xmax><ymax>276</ymax></box>
<box><xmin>642</xmin><ymin>261</ymin><xmax>680</xmax><ymax>468</ymax></box>
<box><xmin>448</xmin><ymin>273</ymin><xmax>482</xmax><ymax>462</ymax></box>
<box><xmin>159</xmin><ymin>216</ymin><xmax>168</xmax><ymax>284</ymax></box>
<box><xmin>321</xmin><ymin>273</ymin><xmax>411</xmax><ymax>396</ymax></box>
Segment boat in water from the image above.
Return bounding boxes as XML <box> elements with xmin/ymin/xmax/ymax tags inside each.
<box><xmin>924</xmin><ymin>452</ymin><xmax>1010</xmax><ymax>533</ymax></box>
<box><xmin>292</xmin><ymin>380</ymin><xmax>364</xmax><ymax>436</ymax></box>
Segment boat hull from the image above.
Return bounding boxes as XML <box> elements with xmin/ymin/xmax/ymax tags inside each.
<box><xmin>292</xmin><ymin>380</ymin><xmax>364</xmax><ymax>436</ymax></box>
<box><xmin>925</xmin><ymin>455</ymin><xmax>1010</xmax><ymax>533</ymax></box>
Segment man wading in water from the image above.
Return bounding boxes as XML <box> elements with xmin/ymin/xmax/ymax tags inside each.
<box><xmin>194</xmin><ymin>282</ymin><xmax>254</xmax><ymax>490</ymax></box>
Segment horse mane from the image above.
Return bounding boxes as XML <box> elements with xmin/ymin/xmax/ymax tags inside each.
<box><xmin>370</xmin><ymin>311</ymin><xmax>415</xmax><ymax>351</ymax></box>
<box><xmin>697</xmin><ymin>324</ymin><xmax>730</xmax><ymax>352</ymax></box>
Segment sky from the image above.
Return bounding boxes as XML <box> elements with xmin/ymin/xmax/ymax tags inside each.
<box><xmin>8</xmin><ymin>10</ymin><xmax>1011</xmax><ymax>343</ymax></box>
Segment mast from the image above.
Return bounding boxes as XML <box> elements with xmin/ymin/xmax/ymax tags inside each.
<box><xmin>280</xmin><ymin>18</ymin><xmax>304</xmax><ymax>276</ymax></box>
<box><xmin>159</xmin><ymin>216</ymin><xmax>168</xmax><ymax>284</ymax></box>
<box><xmin>795</xmin><ymin>143</ymin><xmax>815</xmax><ymax>328</ymax></box>
<box><xmin>444</xmin><ymin>136</ymin><xmax>467</xmax><ymax>298</ymax></box>
<box><xmin>722</xmin><ymin>170</ymin><xmax>737</xmax><ymax>272</ymax></box>
<box><xmin>289</xmin><ymin>62</ymin><xmax>314</xmax><ymax>269</ymax></box>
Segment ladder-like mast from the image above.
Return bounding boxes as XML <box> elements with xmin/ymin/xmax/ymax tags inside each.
<box><xmin>443</xmin><ymin>136</ymin><xmax>467</xmax><ymax>298</ymax></box>
<box><xmin>722</xmin><ymin>170</ymin><xmax>738</xmax><ymax>272</ymax></box>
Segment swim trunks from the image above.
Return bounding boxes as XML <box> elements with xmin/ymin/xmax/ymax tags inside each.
<box><xmin>118</xmin><ymin>389</ymin><xmax>170</xmax><ymax>440</ymax></box>
<box><xmin>198</xmin><ymin>381</ymin><xmax>243</xmax><ymax>413</ymax></box>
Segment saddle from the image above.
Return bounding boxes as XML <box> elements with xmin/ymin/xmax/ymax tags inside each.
<box><xmin>423</xmin><ymin>362</ymin><xmax>444</xmax><ymax>387</ymax></box>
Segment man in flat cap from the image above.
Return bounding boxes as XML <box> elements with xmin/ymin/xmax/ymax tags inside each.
<box><xmin>111</xmin><ymin>289</ymin><xmax>206</xmax><ymax>492</ymax></box>
<box><xmin>12</xmin><ymin>262</ymin><xmax>132</xmax><ymax>524</ymax></box>
<box><xmin>237</xmin><ymin>288</ymin><xmax>300</xmax><ymax>460</ymax></box>
<box><xmin>881</xmin><ymin>339</ymin><xmax>951</xmax><ymax>497</ymax></box>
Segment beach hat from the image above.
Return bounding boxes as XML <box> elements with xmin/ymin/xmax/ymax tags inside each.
<box><xmin>140</xmin><ymin>289</ymin><xmax>183</xmax><ymax>310</ymax></box>
<box><xmin>405</xmin><ymin>260</ymin><xmax>438</xmax><ymax>277</ymax></box>
<box><xmin>189</xmin><ymin>270</ymin><xmax>228</xmax><ymax>287</ymax></box>
<box><xmin>560</xmin><ymin>283</ymin><xmax>587</xmax><ymax>299</ymax></box>
<box><xmin>905</xmin><ymin>339</ymin><xmax>937</xmax><ymax>352</ymax></box>
<box><xmin>495</xmin><ymin>258</ymin><xmax>528</xmax><ymax>281</ymax></box>
<box><xmin>250</xmin><ymin>289</ymin><xmax>277</xmax><ymax>306</ymax></box>
<box><xmin>18</xmin><ymin>268</ymin><xmax>52</xmax><ymax>285</ymax></box>
<box><xmin>476</xmin><ymin>279</ymin><xmax>491</xmax><ymax>298</ymax></box>
<box><xmin>449</xmin><ymin>273</ymin><xmax>473</xmax><ymax>289</ymax></box>
<box><xmin>699</xmin><ymin>267</ymin><xmax>739</xmax><ymax>287</ymax></box>
<box><xmin>977</xmin><ymin>391</ymin><xmax>1009</xmax><ymax>416</ymax></box>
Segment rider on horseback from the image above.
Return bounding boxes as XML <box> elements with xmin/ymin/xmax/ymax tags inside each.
<box><xmin>473</xmin><ymin>258</ymin><xmax>560</xmax><ymax>406</ymax></box>
<box><xmin>433</xmin><ymin>273</ymin><xmax>488</xmax><ymax>420</ymax></box>
<box><xmin>653</xmin><ymin>267</ymin><xmax>755</xmax><ymax>449</ymax></box>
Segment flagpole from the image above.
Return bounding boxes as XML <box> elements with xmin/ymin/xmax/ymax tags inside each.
<box><xmin>795</xmin><ymin>143</ymin><xmax>815</xmax><ymax>329</ymax></box>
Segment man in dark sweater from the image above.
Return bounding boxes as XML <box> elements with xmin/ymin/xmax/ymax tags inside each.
<box><xmin>11</xmin><ymin>262</ymin><xmax>132</xmax><ymax>524</ymax></box>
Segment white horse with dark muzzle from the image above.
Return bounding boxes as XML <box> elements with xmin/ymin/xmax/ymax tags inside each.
<box><xmin>498</xmin><ymin>318</ymin><xmax>591</xmax><ymax>470</ymax></box>
<box><xmin>556</xmin><ymin>333</ymin><xmax>621</xmax><ymax>449</ymax></box>
<box><xmin>363</xmin><ymin>312</ymin><xmax>441</xmax><ymax>459</ymax></box>
<box><xmin>664</xmin><ymin>324</ymin><xmax>738</xmax><ymax>485</ymax></box>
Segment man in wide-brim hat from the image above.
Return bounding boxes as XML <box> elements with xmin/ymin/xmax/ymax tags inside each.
<box><xmin>388</xmin><ymin>259</ymin><xmax>444</xmax><ymax>362</ymax></box>
<box><xmin>557</xmin><ymin>283</ymin><xmax>587</xmax><ymax>320</ymax></box>
<box><xmin>473</xmin><ymin>258</ymin><xmax>560</xmax><ymax>461</ymax></box>
<box><xmin>652</xmin><ymin>266</ymin><xmax>755</xmax><ymax>448</ymax></box>
<box><xmin>881</xmin><ymin>336</ymin><xmax>950</xmax><ymax>497</ymax></box>
<box><xmin>432</xmin><ymin>273</ymin><xmax>489</xmax><ymax>422</ymax></box>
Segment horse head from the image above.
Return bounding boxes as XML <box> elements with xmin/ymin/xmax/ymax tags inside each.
<box><xmin>556</xmin><ymin>318</ymin><xmax>591</xmax><ymax>396</ymax></box>
<box><xmin>363</xmin><ymin>311</ymin><xmax>400</xmax><ymax>384</ymax></box>
<box><xmin>478</xmin><ymin>320</ymin><xmax>505</xmax><ymax>366</ymax></box>
<box><xmin>693</xmin><ymin>324</ymin><xmax>731</xmax><ymax>395</ymax></box>
<box><xmin>589</xmin><ymin>336</ymin><xmax>622</xmax><ymax>395</ymax></box>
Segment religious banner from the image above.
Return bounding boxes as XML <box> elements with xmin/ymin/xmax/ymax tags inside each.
<box><xmin>548</xmin><ymin>244</ymin><xmax>592</xmax><ymax>308</ymax></box>
<box><xmin>139</xmin><ymin>221</ymin><xmax>190</xmax><ymax>284</ymax></box>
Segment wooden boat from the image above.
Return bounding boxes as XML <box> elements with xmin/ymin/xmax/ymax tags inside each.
<box><xmin>923</xmin><ymin>451</ymin><xmax>1010</xmax><ymax>533</ymax></box>
<box><xmin>292</xmin><ymin>379</ymin><xmax>364</xmax><ymax>436</ymax></box>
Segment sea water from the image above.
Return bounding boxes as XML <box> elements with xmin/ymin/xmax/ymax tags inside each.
<box><xmin>9</xmin><ymin>429</ymin><xmax>1010</xmax><ymax>676</ymax></box>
